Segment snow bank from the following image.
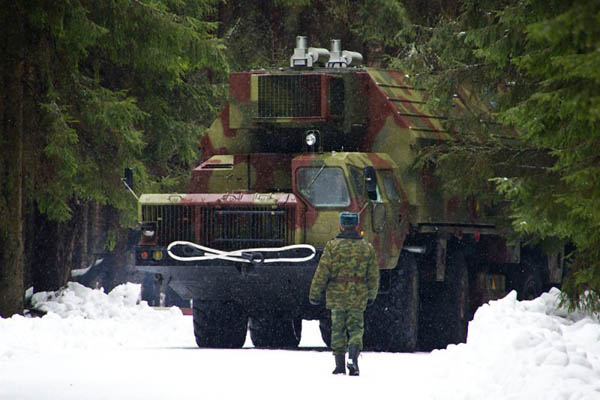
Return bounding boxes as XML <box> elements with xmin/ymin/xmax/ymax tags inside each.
<box><xmin>0</xmin><ymin>283</ymin><xmax>191</xmax><ymax>361</ymax></box>
<box><xmin>431</xmin><ymin>288</ymin><xmax>600</xmax><ymax>399</ymax></box>
<box><xmin>2</xmin><ymin>283</ymin><xmax>600</xmax><ymax>400</ymax></box>
<box><xmin>30</xmin><ymin>282</ymin><xmax>147</xmax><ymax>319</ymax></box>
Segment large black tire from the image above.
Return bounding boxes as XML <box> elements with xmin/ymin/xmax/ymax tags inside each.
<box><xmin>419</xmin><ymin>251</ymin><xmax>469</xmax><ymax>350</ymax></box>
<box><xmin>364</xmin><ymin>252</ymin><xmax>420</xmax><ymax>352</ymax></box>
<box><xmin>512</xmin><ymin>261</ymin><xmax>543</xmax><ymax>300</ymax></box>
<box><xmin>193</xmin><ymin>300</ymin><xmax>248</xmax><ymax>348</ymax></box>
<box><xmin>249</xmin><ymin>317</ymin><xmax>302</xmax><ymax>348</ymax></box>
<box><xmin>319</xmin><ymin>314</ymin><xmax>331</xmax><ymax>347</ymax></box>
<box><xmin>442</xmin><ymin>251</ymin><xmax>469</xmax><ymax>345</ymax></box>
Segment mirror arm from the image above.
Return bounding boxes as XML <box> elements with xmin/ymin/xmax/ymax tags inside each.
<box><xmin>122</xmin><ymin>178</ymin><xmax>139</xmax><ymax>200</ymax></box>
<box><xmin>122</xmin><ymin>168</ymin><xmax>139</xmax><ymax>200</ymax></box>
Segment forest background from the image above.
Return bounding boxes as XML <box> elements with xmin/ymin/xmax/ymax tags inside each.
<box><xmin>1</xmin><ymin>0</ymin><xmax>598</xmax><ymax>316</ymax></box>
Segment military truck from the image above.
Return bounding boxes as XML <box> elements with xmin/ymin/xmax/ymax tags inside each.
<box><xmin>131</xmin><ymin>37</ymin><xmax>565</xmax><ymax>351</ymax></box>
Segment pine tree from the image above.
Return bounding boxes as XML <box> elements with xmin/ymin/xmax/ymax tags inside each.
<box><xmin>218</xmin><ymin>0</ymin><xmax>408</xmax><ymax>70</ymax></box>
<box><xmin>393</xmin><ymin>0</ymin><xmax>600</xmax><ymax>311</ymax></box>
<box><xmin>0</xmin><ymin>0</ymin><xmax>26</xmax><ymax>317</ymax></box>
<box><xmin>0</xmin><ymin>0</ymin><xmax>227</xmax><ymax>315</ymax></box>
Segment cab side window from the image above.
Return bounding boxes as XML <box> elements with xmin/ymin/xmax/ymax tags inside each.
<box><xmin>349</xmin><ymin>166</ymin><xmax>366</xmax><ymax>202</ymax></box>
<box><xmin>380</xmin><ymin>170</ymin><xmax>400</xmax><ymax>200</ymax></box>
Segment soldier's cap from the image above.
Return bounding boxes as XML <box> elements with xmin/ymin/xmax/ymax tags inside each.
<box><xmin>339</xmin><ymin>212</ymin><xmax>359</xmax><ymax>227</ymax></box>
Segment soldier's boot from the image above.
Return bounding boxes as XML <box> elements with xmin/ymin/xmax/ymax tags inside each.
<box><xmin>347</xmin><ymin>346</ymin><xmax>360</xmax><ymax>376</ymax></box>
<box><xmin>332</xmin><ymin>354</ymin><xmax>346</xmax><ymax>375</ymax></box>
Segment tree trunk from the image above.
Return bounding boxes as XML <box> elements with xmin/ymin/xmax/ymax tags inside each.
<box><xmin>72</xmin><ymin>201</ymin><xmax>90</xmax><ymax>271</ymax></box>
<box><xmin>90</xmin><ymin>201</ymin><xmax>105</xmax><ymax>260</ymax></box>
<box><xmin>0</xmin><ymin>3</ymin><xmax>25</xmax><ymax>317</ymax></box>
<box><xmin>30</xmin><ymin>203</ymin><xmax>80</xmax><ymax>293</ymax></box>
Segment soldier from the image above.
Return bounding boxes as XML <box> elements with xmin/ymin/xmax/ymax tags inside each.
<box><xmin>309</xmin><ymin>212</ymin><xmax>379</xmax><ymax>376</ymax></box>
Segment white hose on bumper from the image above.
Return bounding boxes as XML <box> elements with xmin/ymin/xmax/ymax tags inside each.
<box><xmin>167</xmin><ymin>241</ymin><xmax>317</xmax><ymax>264</ymax></box>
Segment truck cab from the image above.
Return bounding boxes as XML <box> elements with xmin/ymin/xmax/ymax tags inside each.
<box><xmin>135</xmin><ymin>149</ymin><xmax>414</xmax><ymax>350</ymax></box>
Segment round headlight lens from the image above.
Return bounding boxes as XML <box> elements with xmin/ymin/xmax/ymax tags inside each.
<box><xmin>306</xmin><ymin>132</ymin><xmax>317</xmax><ymax>146</ymax></box>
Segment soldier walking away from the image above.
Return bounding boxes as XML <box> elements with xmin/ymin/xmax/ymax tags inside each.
<box><xmin>309</xmin><ymin>212</ymin><xmax>379</xmax><ymax>376</ymax></box>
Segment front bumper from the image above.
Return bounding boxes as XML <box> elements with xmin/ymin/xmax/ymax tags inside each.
<box><xmin>134</xmin><ymin>246</ymin><xmax>323</xmax><ymax>315</ymax></box>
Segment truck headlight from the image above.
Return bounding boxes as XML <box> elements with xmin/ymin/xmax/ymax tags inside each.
<box><xmin>142</xmin><ymin>223</ymin><xmax>156</xmax><ymax>238</ymax></box>
<box><xmin>305</xmin><ymin>130</ymin><xmax>320</xmax><ymax>148</ymax></box>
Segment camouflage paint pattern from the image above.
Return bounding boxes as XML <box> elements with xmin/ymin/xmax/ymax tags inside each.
<box><xmin>138</xmin><ymin>192</ymin><xmax>301</xmax><ymax>248</ymax></box>
<box><xmin>290</xmin><ymin>151</ymin><xmax>409</xmax><ymax>269</ymax></box>
<box><xmin>139</xmin><ymin>64</ymin><xmax>502</xmax><ymax>270</ymax></box>
<box><xmin>189</xmin><ymin>154</ymin><xmax>293</xmax><ymax>194</ymax></box>
<box><xmin>308</xmin><ymin>233</ymin><xmax>379</xmax><ymax>310</ymax></box>
<box><xmin>330</xmin><ymin>310</ymin><xmax>364</xmax><ymax>355</ymax></box>
<box><xmin>198</xmin><ymin>67</ymin><xmax>494</xmax><ymax>226</ymax></box>
<box><xmin>363</xmin><ymin>69</ymin><xmax>494</xmax><ymax>225</ymax></box>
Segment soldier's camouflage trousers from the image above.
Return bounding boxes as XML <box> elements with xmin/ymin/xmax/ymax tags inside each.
<box><xmin>330</xmin><ymin>309</ymin><xmax>364</xmax><ymax>356</ymax></box>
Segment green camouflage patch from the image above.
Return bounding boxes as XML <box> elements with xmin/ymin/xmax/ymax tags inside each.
<box><xmin>309</xmin><ymin>233</ymin><xmax>379</xmax><ymax>310</ymax></box>
<box><xmin>331</xmin><ymin>310</ymin><xmax>364</xmax><ymax>355</ymax></box>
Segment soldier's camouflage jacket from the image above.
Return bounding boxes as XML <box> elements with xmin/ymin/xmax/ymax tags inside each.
<box><xmin>309</xmin><ymin>230</ymin><xmax>379</xmax><ymax>311</ymax></box>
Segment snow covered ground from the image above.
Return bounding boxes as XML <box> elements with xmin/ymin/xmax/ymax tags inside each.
<box><xmin>1</xmin><ymin>283</ymin><xmax>600</xmax><ymax>400</ymax></box>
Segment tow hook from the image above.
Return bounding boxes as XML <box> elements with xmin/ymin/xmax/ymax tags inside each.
<box><xmin>240</xmin><ymin>252</ymin><xmax>263</xmax><ymax>277</ymax></box>
<box><xmin>241</xmin><ymin>252</ymin><xmax>265</xmax><ymax>265</ymax></box>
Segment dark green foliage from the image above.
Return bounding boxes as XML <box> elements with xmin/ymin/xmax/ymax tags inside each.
<box><xmin>18</xmin><ymin>0</ymin><xmax>226</xmax><ymax>221</ymax></box>
<box><xmin>2</xmin><ymin>0</ymin><xmax>596</xmax><ymax>314</ymax></box>
<box><xmin>220</xmin><ymin>0</ymin><xmax>409</xmax><ymax>69</ymax></box>
<box><xmin>393</xmin><ymin>0</ymin><xmax>600</xmax><ymax>311</ymax></box>
<box><xmin>0</xmin><ymin>0</ymin><xmax>227</xmax><ymax>311</ymax></box>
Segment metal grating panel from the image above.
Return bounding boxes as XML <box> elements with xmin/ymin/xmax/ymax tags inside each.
<box><xmin>258</xmin><ymin>75</ymin><xmax>322</xmax><ymax>118</ymax></box>
<box><xmin>201</xmin><ymin>206</ymin><xmax>296</xmax><ymax>250</ymax></box>
<box><xmin>141</xmin><ymin>205</ymin><xmax>195</xmax><ymax>246</ymax></box>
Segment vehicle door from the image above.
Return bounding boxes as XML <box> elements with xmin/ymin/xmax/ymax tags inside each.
<box><xmin>348</xmin><ymin>165</ymin><xmax>392</xmax><ymax>268</ymax></box>
<box><xmin>377</xmin><ymin>169</ymin><xmax>407</xmax><ymax>268</ymax></box>
<box><xmin>296</xmin><ymin>165</ymin><xmax>352</xmax><ymax>248</ymax></box>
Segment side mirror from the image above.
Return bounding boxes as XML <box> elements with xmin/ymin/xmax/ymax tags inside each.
<box><xmin>363</xmin><ymin>166</ymin><xmax>378</xmax><ymax>201</ymax></box>
<box><xmin>124</xmin><ymin>168</ymin><xmax>134</xmax><ymax>191</ymax></box>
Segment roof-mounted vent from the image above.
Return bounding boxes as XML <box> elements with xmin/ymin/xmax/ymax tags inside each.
<box><xmin>326</xmin><ymin>39</ymin><xmax>363</xmax><ymax>68</ymax></box>
<box><xmin>290</xmin><ymin>36</ymin><xmax>330</xmax><ymax>68</ymax></box>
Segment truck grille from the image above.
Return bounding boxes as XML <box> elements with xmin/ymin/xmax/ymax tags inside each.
<box><xmin>141</xmin><ymin>205</ymin><xmax>195</xmax><ymax>246</ymax></box>
<box><xmin>141</xmin><ymin>204</ymin><xmax>296</xmax><ymax>250</ymax></box>
<box><xmin>200</xmin><ymin>206</ymin><xmax>296</xmax><ymax>250</ymax></box>
<box><xmin>258</xmin><ymin>75</ymin><xmax>322</xmax><ymax>118</ymax></box>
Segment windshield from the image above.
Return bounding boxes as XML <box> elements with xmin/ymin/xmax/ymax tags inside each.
<box><xmin>297</xmin><ymin>167</ymin><xmax>350</xmax><ymax>207</ymax></box>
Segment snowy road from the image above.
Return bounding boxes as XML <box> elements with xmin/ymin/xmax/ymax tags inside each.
<box><xmin>1</xmin><ymin>283</ymin><xmax>600</xmax><ymax>400</ymax></box>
